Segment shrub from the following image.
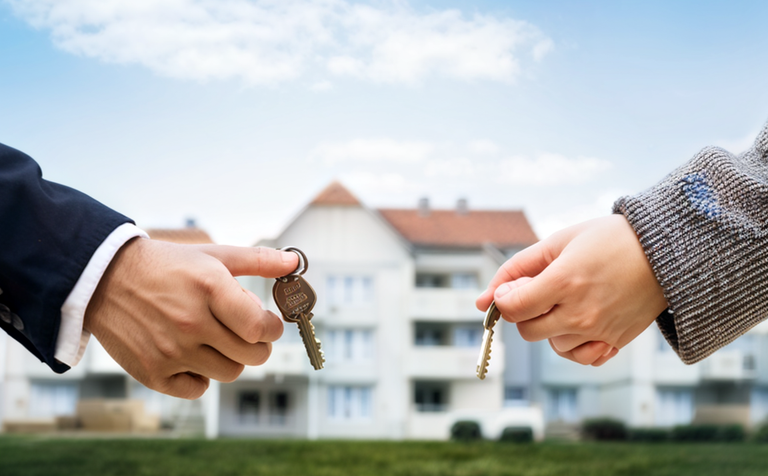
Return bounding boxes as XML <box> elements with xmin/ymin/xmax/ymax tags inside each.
<box><xmin>718</xmin><ymin>424</ymin><xmax>746</xmax><ymax>442</ymax></box>
<box><xmin>581</xmin><ymin>418</ymin><xmax>628</xmax><ymax>441</ymax></box>
<box><xmin>499</xmin><ymin>426</ymin><xmax>534</xmax><ymax>443</ymax></box>
<box><xmin>628</xmin><ymin>428</ymin><xmax>668</xmax><ymax>442</ymax></box>
<box><xmin>670</xmin><ymin>425</ymin><xmax>720</xmax><ymax>442</ymax></box>
<box><xmin>753</xmin><ymin>422</ymin><xmax>768</xmax><ymax>442</ymax></box>
<box><xmin>450</xmin><ymin>420</ymin><xmax>482</xmax><ymax>441</ymax></box>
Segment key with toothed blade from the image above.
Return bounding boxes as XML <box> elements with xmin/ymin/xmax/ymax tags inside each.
<box><xmin>272</xmin><ymin>247</ymin><xmax>325</xmax><ymax>370</ymax></box>
<box><xmin>476</xmin><ymin>301</ymin><xmax>501</xmax><ymax>380</ymax></box>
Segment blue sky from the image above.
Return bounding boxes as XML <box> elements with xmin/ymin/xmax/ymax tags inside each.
<box><xmin>2</xmin><ymin>0</ymin><xmax>767</xmax><ymax>245</ymax></box>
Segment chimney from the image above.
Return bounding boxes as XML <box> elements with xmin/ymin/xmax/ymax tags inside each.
<box><xmin>456</xmin><ymin>198</ymin><xmax>468</xmax><ymax>215</ymax></box>
<box><xmin>418</xmin><ymin>197</ymin><xmax>430</xmax><ymax>217</ymax></box>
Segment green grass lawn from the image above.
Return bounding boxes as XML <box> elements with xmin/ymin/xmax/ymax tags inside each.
<box><xmin>2</xmin><ymin>437</ymin><xmax>768</xmax><ymax>476</ymax></box>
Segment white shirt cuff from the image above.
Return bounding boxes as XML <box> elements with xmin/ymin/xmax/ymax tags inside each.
<box><xmin>55</xmin><ymin>223</ymin><xmax>149</xmax><ymax>367</ymax></box>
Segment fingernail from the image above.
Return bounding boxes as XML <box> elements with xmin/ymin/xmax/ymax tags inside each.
<box><xmin>494</xmin><ymin>283</ymin><xmax>513</xmax><ymax>299</ymax></box>
<box><xmin>281</xmin><ymin>250</ymin><xmax>295</xmax><ymax>263</ymax></box>
<box><xmin>602</xmin><ymin>345</ymin><xmax>614</xmax><ymax>357</ymax></box>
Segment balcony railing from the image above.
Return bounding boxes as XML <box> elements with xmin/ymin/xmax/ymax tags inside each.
<box><xmin>239</xmin><ymin>342</ymin><xmax>311</xmax><ymax>379</ymax></box>
<box><xmin>406</xmin><ymin>344</ymin><xmax>504</xmax><ymax>379</ymax></box>
<box><xmin>410</xmin><ymin>288</ymin><xmax>484</xmax><ymax>321</ymax></box>
<box><xmin>700</xmin><ymin>350</ymin><xmax>756</xmax><ymax>381</ymax></box>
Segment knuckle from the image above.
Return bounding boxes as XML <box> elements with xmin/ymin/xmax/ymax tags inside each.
<box><xmin>177</xmin><ymin>374</ymin><xmax>209</xmax><ymax>400</ymax></box>
<box><xmin>242</xmin><ymin>316</ymin><xmax>267</xmax><ymax>344</ymax></box>
<box><xmin>195</xmin><ymin>267</ymin><xmax>229</xmax><ymax>297</ymax></box>
<box><xmin>564</xmin><ymin>273</ymin><xmax>586</xmax><ymax>295</ymax></box>
<box><xmin>574</xmin><ymin>312</ymin><xmax>598</xmax><ymax>333</ymax></box>
<box><xmin>252</xmin><ymin>342</ymin><xmax>272</xmax><ymax>366</ymax></box>
<box><xmin>152</xmin><ymin>377</ymin><xmax>175</xmax><ymax>396</ymax></box>
<box><xmin>175</xmin><ymin>312</ymin><xmax>203</xmax><ymax>335</ymax></box>
<box><xmin>574</xmin><ymin>356</ymin><xmax>593</xmax><ymax>366</ymax></box>
<box><xmin>155</xmin><ymin>338</ymin><xmax>183</xmax><ymax>361</ymax></box>
<box><xmin>182</xmin><ymin>381</ymin><xmax>208</xmax><ymax>400</ymax></box>
<box><xmin>250</xmin><ymin>247</ymin><xmax>266</xmax><ymax>272</ymax></box>
<box><xmin>516</xmin><ymin>323</ymin><xmax>537</xmax><ymax>342</ymax></box>
<box><xmin>195</xmin><ymin>272</ymin><xmax>219</xmax><ymax>295</ymax></box>
<box><xmin>220</xmin><ymin>364</ymin><xmax>244</xmax><ymax>383</ymax></box>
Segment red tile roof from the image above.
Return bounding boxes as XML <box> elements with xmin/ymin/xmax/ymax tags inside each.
<box><xmin>307</xmin><ymin>181</ymin><xmax>537</xmax><ymax>248</ymax></box>
<box><xmin>145</xmin><ymin>227</ymin><xmax>215</xmax><ymax>244</ymax></box>
<box><xmin>377</xmin><ymin>208</ymin><xmax>538</xmax><ymax>248</ymax></box>
<box><xmin>311</xmin><ymin>181</ymin><xmax>361</xmax><ymax>206</ymax></box>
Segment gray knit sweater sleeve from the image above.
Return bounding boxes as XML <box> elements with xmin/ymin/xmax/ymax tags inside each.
<box><xmin>613</xmin><ymin>121</ymin><xmax>768</xmax><ymax>364</ymax></box>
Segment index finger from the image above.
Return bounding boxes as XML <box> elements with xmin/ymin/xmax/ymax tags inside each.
<box><xmin>198</xmin><ymin>245</ymin><xmax>300</xmax><ymax>278</ymax></box>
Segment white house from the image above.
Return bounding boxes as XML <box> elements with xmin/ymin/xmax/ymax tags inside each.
<box><xmin>3</xmin><ymin>182</ymin><xmax>768</xmax><ymax>438</ymax></box>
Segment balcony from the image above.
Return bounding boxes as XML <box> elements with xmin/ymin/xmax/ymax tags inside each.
<box><xmin>405</xmin><ymin>343</ymin><xmax>505</xmax><ymax>380</ymax></box>
<box><xmin>410</xmin><ymin>288</ymin><xmax>484</xmax><ymax>321</ymax></box>
<box><xmin>239</xmin><ymin>342</ymin><xmax>310</xmax><ymax>380</ymax></box>
<box><xmin>700</xmin><ymin>350</ymin><xmax>756</xmax><ymax>381</ymax></box>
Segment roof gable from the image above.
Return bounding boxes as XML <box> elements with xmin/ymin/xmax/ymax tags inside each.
<box><xmin>377</xmin><ymin>208</ymin><xmax>538</xmax><ymax>248</ymax></box>
<box><xmin>310</xmin><ymin>181</ymin><xmax>361</xmax><ymax>206</ymax></box>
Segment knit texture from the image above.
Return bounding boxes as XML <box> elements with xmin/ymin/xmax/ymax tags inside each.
<box><xmin>614</xmin><ymin>121</ymin><xmax>768</xmax><ymax>364</ymax></box>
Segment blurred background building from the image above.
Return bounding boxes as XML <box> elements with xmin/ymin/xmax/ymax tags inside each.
<box><xmin>2</xmin><ymin>182</ymin><xmax>768</xmax><ymax>438</ymax></box>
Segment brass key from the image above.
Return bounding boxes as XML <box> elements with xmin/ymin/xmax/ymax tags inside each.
<box><xmin>273</xmin><ymin>247</ymin><xmax>325</xmax><ymax>370</ymax></box>
<box><xmin>476</xmin><ymin>301</ymin><xmax>501</xmax><ymax>380</ymax></box>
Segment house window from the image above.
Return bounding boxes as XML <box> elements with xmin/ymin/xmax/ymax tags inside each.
<box><xmin>269</xmin><ymin>391</ymin><xmax>289</xmax><ymax>426</ymax></box>
<box><xmin>327</xmin><ymin>276</ymin><xmax>375</xmax><ymax>306</ymax></box>
<box><xmin>504</xmin><ymin>386</ymin><xmax>528</xmax><ymax>407</ymax></box>
<box><xmin>414</xmin><ymin>382</ymin><xmax>448</xmax><ymax>412</ymax></box>
<box><xmin>238</xmin><ymin>391</ymin><xmax>261</xmax><ymax>424</ymax></box>
<box><xmin>416</xmin><ymin>273</ymin><xmax>448</xmax><ymax>288</ymax></box>
<box><xmin>29</xmin><ymin>382</ymin><xmax>79</xmax><ymax>418</ymax></box>
<box><xmin>326</xmin><ymin>329</ymin><xmax>375</xmax><ymax>362</ymax></box>
<box><xmin>546</xmin><ymin>388</ymin><xmax>578</xmax><ymax>423</ymax></box>
<box><xmin>416</xmin><ymin>272</ymin><xmax>479</xmax><ymax>289</ymax></box>
<box><xmin>328</xmin><ymin>386</ymin><xmax>373</xmax><ymax>421</ymax></box>
<box><xmin>414</xmin><ymin>323</ymin><xmax>448</xmax><ymax>346</ymax></box>
<box><xmin>655</xmin><ymin>388</ymin><xmax>693</xmax><ymax>426</ymax></box>
<box><xmin>451</xmin><ymin>273</ymin><xmax>478</xmax><ymax>289</ymax></box>
<box><xmin>453</xmin><ymin>326</ymin><xmax>482</xmax><ymax>347</ymax></box>
<box><xmin>751</xmin><ymin>387</ymin><xmax>768</xmax><ymax>423</ymax></box>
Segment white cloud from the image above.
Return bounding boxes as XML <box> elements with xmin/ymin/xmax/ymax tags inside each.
<box><xmin>341</xmin><ymin>171</ymin><xmax>414</xmax><ymax>195</ymax></box>
<box><xmin>532</xmin><ymin>38</ymin><xmax>554</xmax><ymax>62</ymax></box>
<box><xmin>531</xmin><ymin>189</ymin><xmax>630</xmax><ymax>239</ymax></box>
<box><xmin>328</xmin><ymin>5</ymin><xmax>552</xmax><ymax>84</ymax></box>
<box><xmin>498</xmin><ymin>153</ymin><xmax>612</xmax><ymax>185</ymax></box>
<box><xmin>424</xmin><ymin>158</ymin><xmax>476</xmax><ymax>178</ymax></box>
<box><xmin>715</xmin><ymin>128</ymin><xmax>762</xmax><ymax>155</ymax></box>
<box><xmin>311</xmin><ymin>138</ymin><xmax>434</xmax><ymax>164</ymax></box>
<box><xmin>467</xmin><ymin>139</ymin><xmax>499</xmax><ymax>155</ymax></box>
<box><xmin>6</xmin><ymin>0</ymin><xmax>552</xmax><ymax>86</ymax></box>
<box><xmin>309</xmin><ymin>80</ymin><xmax>333</xmax><ymax>91</ymax></box>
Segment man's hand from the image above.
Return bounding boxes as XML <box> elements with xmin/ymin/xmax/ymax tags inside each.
<box><xmin>84</xmin><ymin>239</ymin><xmax>299</xmax><ymax>399</ymax></box>
<box><xmin>476</xmin><ymin>215</ymin><xmax>668</xmax><ymax>366</ymax></box>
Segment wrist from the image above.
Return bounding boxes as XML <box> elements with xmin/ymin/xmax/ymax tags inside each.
<box><xmin>84</xmin><ymin>236</ymin><xmax>145</xmax><ymax>335</ymax></box>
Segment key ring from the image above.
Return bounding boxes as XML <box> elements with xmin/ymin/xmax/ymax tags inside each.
<box><xmin>279</xmin><ymin>246</ymin><xmax>308</xmax><ymax>282</ymax></box>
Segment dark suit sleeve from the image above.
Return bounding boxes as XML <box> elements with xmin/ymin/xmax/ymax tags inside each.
<box><xmin>0</xmin><ymin>143</ymin><xmax>132</xmax><ymax>373</ymax></box>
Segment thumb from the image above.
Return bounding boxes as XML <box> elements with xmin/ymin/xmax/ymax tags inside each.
<box><xmin>196</xmin><ymin>245</ymin><xmax>300</xmax><ymax>278</ymax></box>
<box><xmin>494</xmin><ymin>269</ymin><xmax>562</xmax><ymax>323</ymax></box>
<box><xmin>164</xmin><ymin>372</ymin><xmax>210</xmax><ymax>400</ymax></box>
<box><xmin>477</xmin><ymin>237</ymin><xmax>568</xmax><ymax>312</ymax></box>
